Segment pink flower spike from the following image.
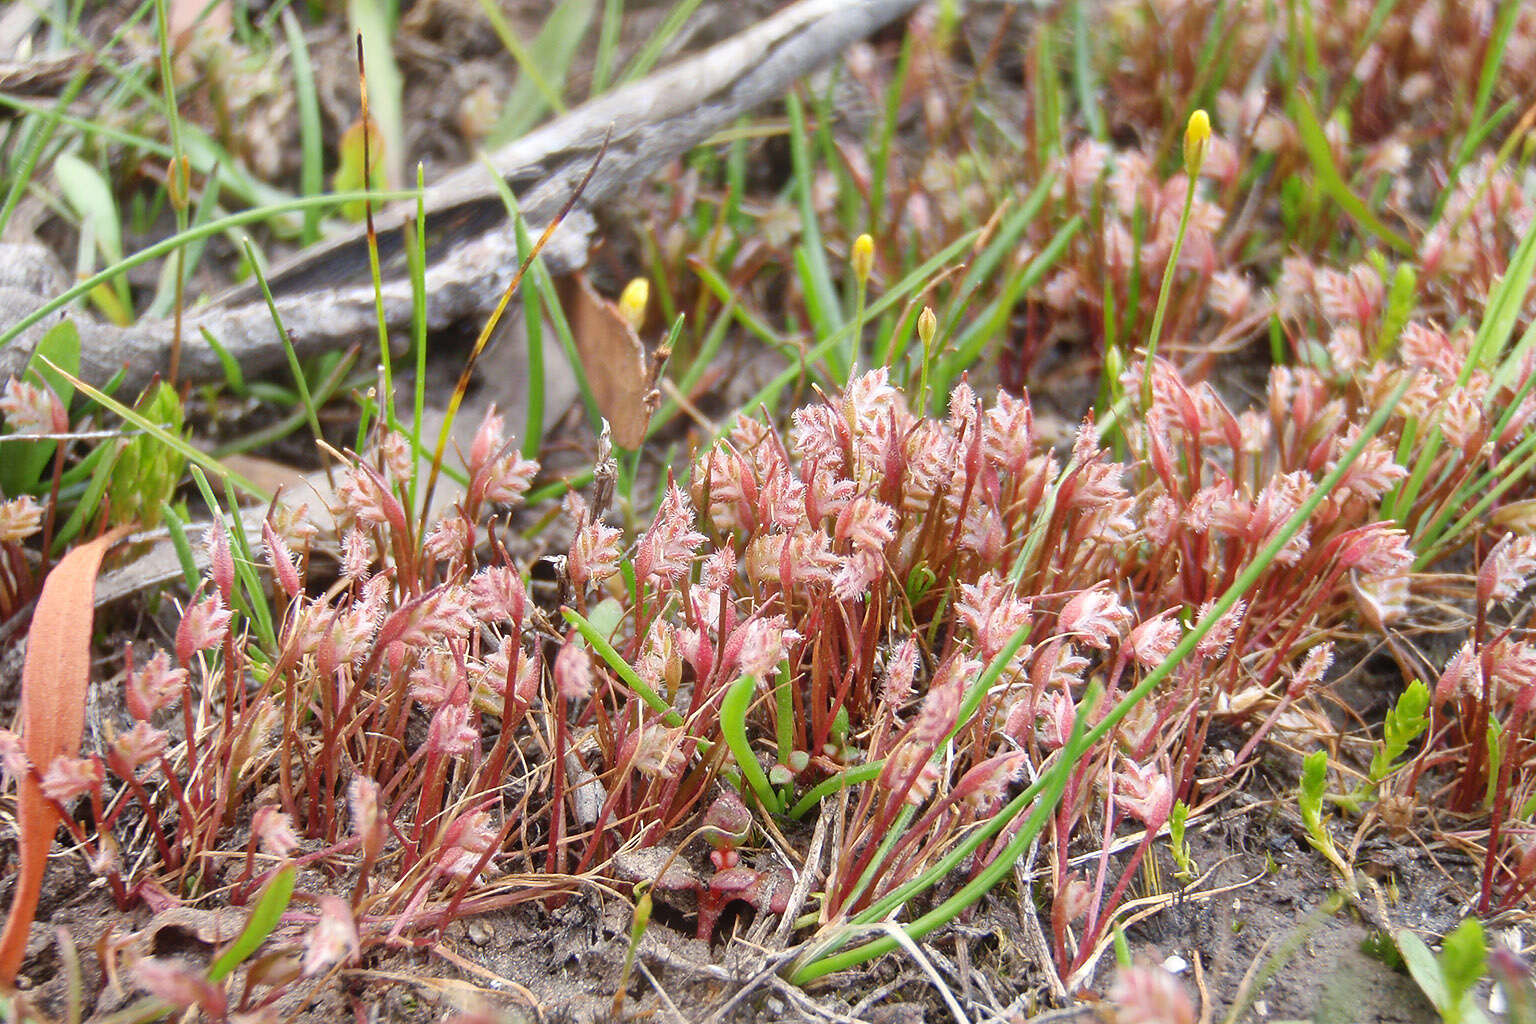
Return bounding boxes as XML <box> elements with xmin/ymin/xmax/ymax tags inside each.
<box><xmin>1109</xmin><ymin>964</ymin><xmax>1195</xmax><ymax>1024</ymax></box>
<box><xmin>176</xmin><ymin>592</ymin><xmax>232</xmax><ymax>664</ymax></box>
<box><xmin>252</xmin><ymin>805</ymin><xmax>300</xmax><ymax>858</ymax></box>
<box><xmin>41</xmin><ymin>754</ymin><xmax>103</xmax><ymax>802</ymax></box>
<box><xmin>125</xmin><ymin>648</ymin><xmax>188</xmax><ymax>720</ymax></box>
<box><xmin>568</xmin><ymin>518</ymin><xmax>623</xmax><ymax>590</ymax></box>
<box><xmin>1193</xmin><ymin>599</ymin><xmax>1245</xmax><ymax>659</ymax></box>
<box><xmin>635</xmin><ymin>483</ymin><xmax>706</xmax><ymax>587</ymax></box>
<box><xmin>110</xmin><ymin>722</ymin><xmax>168</xmax><ymax>773</ymax></box>
<box><xmin>203</xmin><ymin>525</ymin><xmax>235</xmax><ymax>603</ymax></box>
<box><xmin>555</xmin><ymin>639</ymin><xmax>595</xmax><ymax>702</ymax></box>
<box><xmin>303</xmin><ymin>895</ymin><xmax>361</xmax><ymax>977</ymax></box>
<box><xmin>1481</xmin><ymin>533</ymin><xmax>1536</xmax><ymax>605</ymax></box>
<box><xmin>471</xmin><ymin>565</ymin><xmax>527</xmax><ymax>625</ymax></box>
<box><xmin>349</xmin><ymin>775</ymin><xmax>387</xmax><ymax>856</ymax></box>
<box><xmin>436</xmin><ymin>809</ymin><xmax>497</xmax><ymax>880</ymax></box>
<box><xmin>262</xmin><ymin>520</ymin><xmax>302</xmax><ymax>598</ymax></box>
<box><xmin>881</xmin><ymin>637</ymin><xmax>919</xmax><ymax>713</ymax></box>
<box><xmin>1057</xmin><ymin>585</ymin><xmax>1132</xmax><ymax>650</ymax></box>
<box><xmin>426</xmin><ymin>702</ymin><xmax>479</xmax><ymax>755</ymax></box>
<box><xmin>1114</xmin><ymin>759</ymin><xmax>1173</xmax><ymax>830</ymax></box>
<box><xmin>1126</xmin><ymin>611</ymin><xmax>1181</xmax><ymax>669</ymax></box>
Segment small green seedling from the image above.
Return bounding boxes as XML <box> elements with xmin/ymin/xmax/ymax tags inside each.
<box><xmin>1168</xmin><ymin>799</ymin><xmax>1196</xmax><ymax>884</ymax></box>
<box><xmin>1300</xmin><ymin>750</ymin><xmax>1356</xmax><ymax>892</ymax></box>
<box><xmin>1367</xmin><ymin>679</ymin><xmax>1430</xmax><ymax>787</ymax></box>
<box><xmin>1398</xmin><ymin>918</ymin><xmax>1491</xmax><ymax>1024</ymax></box>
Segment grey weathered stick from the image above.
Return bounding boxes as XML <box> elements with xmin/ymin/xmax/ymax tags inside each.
<box><xmin>0</xmin><ymin>0</ymin><xmax>920</xmax><ymax>394</ymax></box>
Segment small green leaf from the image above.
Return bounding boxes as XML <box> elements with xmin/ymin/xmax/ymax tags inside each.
<box><xmin>1398</xmin><ymin>929</ymin><xmax>1451</xmax><ymax>1010</ymax></box>
<box><xmin>208</xmin><ymin>863</ymin><xmax>296</xmax><ymax>982</ymax></box>
<box><xmin>1440</xmin><ymin>918</ymin><xmax>1487</xmax><ymax>1008</ymax></box>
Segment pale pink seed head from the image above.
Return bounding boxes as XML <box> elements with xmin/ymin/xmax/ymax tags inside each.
<box><xmin>252</xmin><ymin>805</ymin><xmax>300</xmax><ymax>858</ymax></box>
<box><xmin>555</xmin><ymin>639</ymin><xmax>595</xmax><ymax>702</ymax></box>
<box><xmin>41</xmin><ymin>754</ymin><xmax>103</xmax><ymax>802</ymax></box>
<box><xmin>1109</xmin><ymin>964</ymin><xmax>1195</xmax><ymax>1024</ymax></box>
<box><xmin>126</xmin><ymin>647</ymin><xmax>188</xmax><ymax>720</ymax></box>
<box><xmin>110</xmin><ymin>722</ymin><xmax>168</xmax><ymax>773</ymax></box>
<box><xmin>303</xmin><ymin>895</ymin><xmax>361</xmax><ymax>977</ymax></box>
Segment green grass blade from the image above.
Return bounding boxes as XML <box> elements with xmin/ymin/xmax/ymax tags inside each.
<box><xmin>1290</xmin><ymin>91</ymin><xmax>1414</xmax><ymax>255</ymax></box>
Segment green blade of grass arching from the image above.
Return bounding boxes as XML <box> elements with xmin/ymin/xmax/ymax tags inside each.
<box><xmin>932</xmin><ymin>215</ymin><xmax>1080</xmax><ymax>404</ymax></box>
<box><xmin>792</xmin><ymin>373</ymin><xmax>1416</xmax><ymax>981</ymax></box>
<box><xmin>741</xmin><ymin>229</ymin><xmax>981</xmax><ymax>418</ymax></box>
<box><xmin>1290</xmin><ymin>91</ymin><xmax>1414</xmax><ymax>256</ymax></box>
<box><xmin>241</xmin><ymin>239</ymin><xmax>330</xmax><ymax>450</ymax></box>
<box><xmin>207</xmin><ymin>863</ymin><xmax>296</xmax><ymax>982</ymax></box>
<box><xmin>590</xmin><ymin>0</ymin><xmax>624</xmax><ymax>96</ymax></box>
<box><xmin>618</xmin><ymin>0</ymin><xmax>705</xmax><ymax>83</ymax></box>
<box><xmin>564</xmin><ymin>608</ymin><xmax>684</xmax><ymax>727</ymax></box>
<box><xmin>0</xmin><ymin>189</ymin><xmax>419</xmax><ymax>352</ymax></box>
<box><xmin>721</xmin><ymin>674</ymin><xmax>784</xmax><ymax>814</ymax></box>
<box><xmin>282</xmin><ymin>7</ymin><xmax>327</xmax><ymax>246</ymax></box>
<box><xmin>485</xmin><ymin>0</ymin><xmax>594</xmax><ymax>146</ymax></box>
<box><xmin>36</xmin><ymin>358</ymin><xmax>268</xmax><ymax>502</ymax></box>
<box><xmin>785</xmin><ymin>93</ymin><xmax>843</xmax><ymax>361</ymax></box>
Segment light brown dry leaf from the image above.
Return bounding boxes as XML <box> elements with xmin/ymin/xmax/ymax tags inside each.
<box><xmin>560</xmin><ymin>273</ymin><xmax>653</xmax><ymax>449</ymax></box>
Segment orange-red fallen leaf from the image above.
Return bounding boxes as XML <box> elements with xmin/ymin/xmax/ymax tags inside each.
<box><xmin>0</xmin><ymin>525</ymin><xmax>132</xmax><ymax>984</ymax></box>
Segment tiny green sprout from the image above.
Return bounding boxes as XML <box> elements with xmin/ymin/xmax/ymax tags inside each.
<box><xmin>1375</xmin><ymin>262</ymin><xmax>1418</xmax><ymax>358</ymax></box>
<box><xmin>1398</xmin><ymin>919</ymin><xmax>1491</xmax><ymax>1024</ymax></box>
<box><xmin>613</xmin><ymin>879</ymin><xmax>653</xmax><ymax>1018</ymax></box>
<box><xmin>1300</xmin><ymin>750</ymin><xmax>1356</xmax><ymax>892</ymax></box>
<box><xmin>1168</xmin><ymin>799</ymin><xmax>1196</xmax><ymax>883</ymax></box>
<box><xmin>1368</xmin><ymin>679</ymin><xmax>1430</xmax><ymax>786</ymax></box>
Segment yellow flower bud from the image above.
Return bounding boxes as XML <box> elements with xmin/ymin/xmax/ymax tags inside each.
<box><xmin>851</xmin><ymin>233</ymin><xmax>875</xmax><ymax>286</ymax></box>
<box><xmin>917</xmin><ymin>305</ymin><xmax>937</xmax><ymax>349</ymax></box>
<box><xmin>1184</xmin><ymin>109</ymin><xmax>1211</xmax><ymax>178</ymax></box>
<box><xmin>617</xmin><ymin>277</ymin><xmax>649</xmax><ymax>332</ymax></box>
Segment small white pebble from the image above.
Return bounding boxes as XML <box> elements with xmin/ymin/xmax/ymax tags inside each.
<box><xmin>1162</xmin><ymin>954</ymin><xmax>1189</xmax><ymax>975</ymax></box>
<box><xmin>1491</xmin><ymin>985</ymin><xmax>1507</xmax><ymax>1015</ymax></box>
<box><xmin>1253</xmin><ymin>1000</ymin><xmax>1268</xmax><ymax>1017</ymax></box>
